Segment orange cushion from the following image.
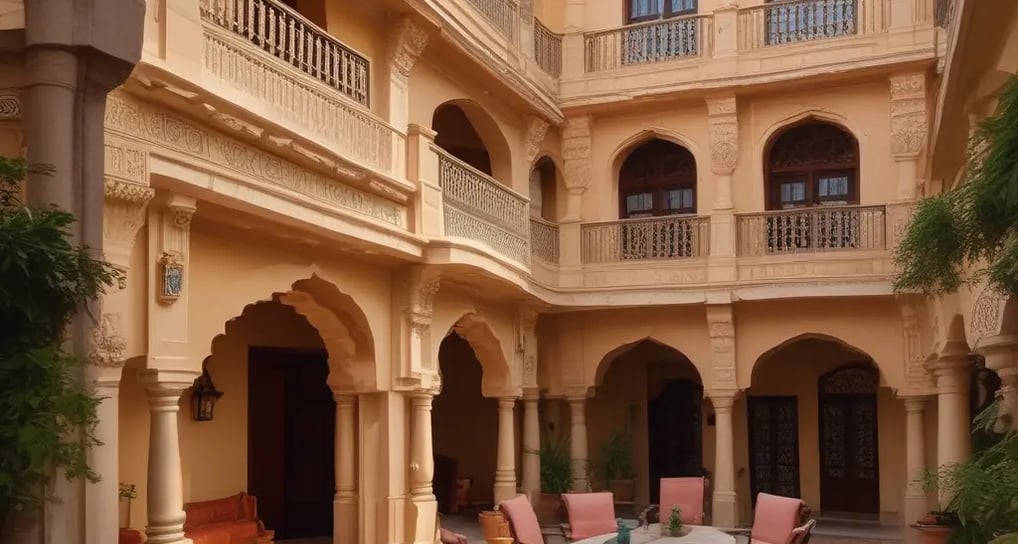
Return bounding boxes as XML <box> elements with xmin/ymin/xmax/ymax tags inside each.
<box><xmin>500</xmin><ymin>494</ymin><xmax>544</xmax><ymax>544</ymax></box>
<box><xmin>562</xmin><ymin>492</ymin><xmax>616</xmax><ymax>540</ymax></box>
<box><xmin>185</xmin><ymin>520</ymin><xmax>259</xmax><ymax>544</ymax></box>
<box><xmin>184</xmin><ymin>493</ymin><xmax>247</xmax><ymax>528</ymax></box>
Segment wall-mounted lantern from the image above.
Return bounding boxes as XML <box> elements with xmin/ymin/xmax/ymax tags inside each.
<box><xmin>159</xmin><ymin>252</ymin><xmax>184</xmax><ymax>303</ymax></box>
<box><xmin>191</xmin><ymin>357</ymin><xmax>223</xmax><ymax>422</ymax></box>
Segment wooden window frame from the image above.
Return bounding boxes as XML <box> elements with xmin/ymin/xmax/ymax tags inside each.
<box><xmin>627</xmin><ymin>0</ymin><xmax>699</xmax><ymax>24</ymax></box>
<box><xmin>765</xmin><ymin>122</ymin><xmax>860</xmax><ymax>211</ymax></box>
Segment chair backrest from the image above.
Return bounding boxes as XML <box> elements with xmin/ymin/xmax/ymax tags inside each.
<box><xmin>499</xmin><ymin>494</ymin><xmax>544</xmax><ymax>544</ymax></box>
<box><xmin>660</xmin><ymin>477</ymin><xmax>706</xmax><ymax>525</ymax></box>
<box><xmin>750</xmin><ymin>493</ymin><xmax>803</xmax><ymax>544</ymax></box>
<box><xmin>562</xmin><ymin>492</ymin><xmax>617</xmax><ymax>540</ymax></box>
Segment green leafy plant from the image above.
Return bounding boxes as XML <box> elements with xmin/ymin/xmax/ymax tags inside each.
<box><xmin>923</xmin><ymin>401</ymin><xmax>1018</xmax><ymax>544</ymax></box>
<box><xmin>119</xmin><ymin>483</ymin><xmax>137</xmax><ymax>501</ymax></box>
<box><xmin>0</xmin><ymin>156</ymin><xmax>122</xmax><ymax>531</ymax></box>
<box><xmin>894</xmin><ymin>75</ymin><xmax>1018</xmax><ymax>296</ymax></box>
<box><xmin>666</xmin><ymin>505</ymin><xmax>683</xmax><ymax>535</ymax></box>
<box><xmin>595</xmin><ymin>425</ymin><xmax>635</xmax><ymax>486</ymax></box>
<box><xmin>537</xmin><ymin>426</ymin><xmax>574</xmax><ymax>494</ymax></box>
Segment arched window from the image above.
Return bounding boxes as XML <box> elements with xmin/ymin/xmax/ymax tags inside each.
<box><xmin>628</xmin><ymin>0</ymin><xmax>697</xmax><ymax>23</ymax></box>
<box><xmin>766</xmin><ymin>121</ymin><xmax>859</xmax><ymax>210</ymax></box>
<box><xmin>619</xmin><ymin>138</ymin><xmax>697</xmax><ymax>219</ymax></box>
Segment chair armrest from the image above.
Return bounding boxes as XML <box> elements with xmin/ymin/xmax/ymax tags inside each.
<box><xmin>559</xmin><ymin>523</ymin><xmax>572</xmax><ymax>541</ymax></box>
<box><xmin>638</xmin><ymin>505</ymin><xmax>659</xmax><ymax>528</ymax></box>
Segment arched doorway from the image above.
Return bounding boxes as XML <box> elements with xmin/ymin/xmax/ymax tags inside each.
<box><xmin>765</xmin><ymin>121</ymin><xmax>859</xmax><ymax>210</ymax></box>
<box><xmin>433</xmin><ymin>104</ymin><xmax>493</xmax><ymax>176</ymax></box>
<box><xmin>749</xmin><ymin>334</ymin><xmax>892</xmax><ymax>516</ymax></box>
<box><xmin>591</xmin><ymin>338</ymin><xmax>706</xmax><ymax>505</ymax></box>
<box><xmin>618</xmin><ymin>138</ymin><xmax>697</xmax><ymax>219</ymax></box>
<box><xmin>817</xmin><ymin>365</ymin><xmax>879</xmax><ymax>514</ymax></box>
<box><xmin>530</xmin><ymin>156</ymin><xmax>558</xmax><ymax>221</ymax></box>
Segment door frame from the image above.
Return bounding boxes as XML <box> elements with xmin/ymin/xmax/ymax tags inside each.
<box><xmin>747</xmin><ymin>395</ymin><xmax>801</xmax><ymax>503</ymax></box>
<box><xmin>817</xmin><ymin>364</ymin><xmax>880</xmax><ymax>514</ymax></box>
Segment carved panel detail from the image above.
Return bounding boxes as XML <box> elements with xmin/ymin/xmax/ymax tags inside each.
<box><xmin>889</xmin><ymin>73</ymin><xmax>928</xmax><ymax>157</ymax></box>
<box><xmin>0</xmin><ymin>95</ymin><xmax>21</xmax><ymax>119</ymax></box>
<box><xmin>89</xmin><ymin>313</ymin><xmax>127</xmax><ymax>368</ymax></box>
<box><xmin>525</xmin><ymin>116</ymin><xmax>551</xmax><ymax>164</ymax></box>
<box><xmin>707</xmin><ymin>306</ymin><xmax>737</xmax><ymax>389</ymax></box>
<box><xmin>390</xmin><ymin>18</ymin><xmax>429</xmax><ymax>78</ymax></box>
<box><xmin>971</xmin><ymin>287</ymin><xmax>1007</xmax><ymax>341</ymax></box>
<box><xmin>562</xmin><ymin>116</ymin><xmax>592</xmax><ymax>189</ymax></box>
<box><xmin>707</xmin><ymin>95</ymin><xmax>738</xmax><ymax>173</ymax></box>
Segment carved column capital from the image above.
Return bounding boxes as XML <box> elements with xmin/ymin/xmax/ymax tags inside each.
<box><xmin>525</xmin><ymin>116</ymin><xmax>550</xmax><ymax>164</ymax></box>
<box><xmin>88</xmin><ymin>312</ymin><xmax>128</xmax><ymax>369</ymax></box>
<box><xmin>898</xmin><ymin>296</ymin><xmax>937</xmax><ymax>392</ymax></box>
<box><xmin>706</xmin><ymin>95</ymin><xmax>738</xmax><ymax>175</ymax></box>
<box><xmin>390</xmin><ymin>18</ymin><xmax>428</xmax><ymax>80</ymax></box>
<box><xmin>889</xmin><ymin>72</ymin><xmax>928</xmax><ymax>158</ymax></box>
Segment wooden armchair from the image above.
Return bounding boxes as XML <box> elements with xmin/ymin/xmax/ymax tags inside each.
<box><xmin>725</xmin><ymin>493</ymin><xmax>813</xmax><ymax>544</ymax></box>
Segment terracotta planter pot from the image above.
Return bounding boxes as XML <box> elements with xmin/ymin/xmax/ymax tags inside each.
<box><xmin>662</xmin><ymin>526</ymin><xmax>692</xmax><ymax>538</ymax></box>
<box><xmin>609</xmin><ymin>479</ymin><xmax>635</xmax><ymax>502</ymax></box>
<box><xmin>911</xmin><ymin>524</ymin><xmax>952</xmax><ymax>544</ymax></box>
<box><xmin>535</xmin><ymin>493</ymin><xmax>566</xmax><ymax>526</ymax></box>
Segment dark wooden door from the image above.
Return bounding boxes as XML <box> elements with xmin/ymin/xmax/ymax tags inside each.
<box><xmin>747</xmin><ymin>396</ymin><xmax>800</xmax><ymax>502</ymax></box>
<box><xmin>647</xmin><ymin>379</ymin><xmax>703</xmax><ymax>503</ymax></box>
<box><xmin>819</xmin><ymin>366</ymin><xmax>880</xmax><ymax>514</ymax></box>
<box><xmin>248</xmin><ymin>348</ymin><xmax>335</xmax><ymax>540</ymax></box>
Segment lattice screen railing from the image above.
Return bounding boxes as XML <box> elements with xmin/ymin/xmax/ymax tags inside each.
<box><xmin>581</xmin><ymin>215</ymin><xmax>710</xmax><ymax>263</ymax></box>
<box><xmin>736</xmin><ymin>205</ymin><xmax>886</xmax><ymax>256</ymax></box>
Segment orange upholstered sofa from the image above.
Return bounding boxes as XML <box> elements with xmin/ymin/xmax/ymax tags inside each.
<box><xmin>183</xmin><ymin>492</ymin><xmax>274</xmax><ymax>544</ymax></box>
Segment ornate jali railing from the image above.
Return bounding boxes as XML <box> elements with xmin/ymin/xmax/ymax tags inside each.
<box><xmin>934</xmin><ymin>0</ymin><xmax>955</xmax><ymax>28</ymax></box>
<box><xmin>436</xmin><ymin>148</ymin><xmax>531</xmax><ymax>266</ymax></box>
<box><xmin>530</xmin><ymin>217</ymin><xmax>560</xmax><ymax>263</ymax></box>
<box><xmin>581</xmin><ymin>216</ymin><xmax>710</xmax><ymax>264</ymax></box>
<box><xmin>534</xmin><ymin>18</ymin><xmax>563</xmax><ymax>77</ymax></box>
<box><xmin>467</xmin><ymin>0</ymin><xmax>519</xmax><ymax>39</ymax></box>
<box><xmin>584</xmin><ymin>14</ymin><xmax>712</xmax><ymax>73</ymax></box>
<box><xmin>737</xmin><ymin>0</ymin><xmax>889</xmax><ymax>51</ymax></box>
<box><xmin>200</xmin><ymin>0</ymin><xmax>370</xmax><ymax>106</ymax></box>
<box><xmin>736</xmin><ymin>205</ymin><xmax>886</xmax><ymax>256</ymax></box>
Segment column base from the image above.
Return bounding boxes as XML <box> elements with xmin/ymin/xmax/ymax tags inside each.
<box><xmin>334</xmin><ymin>497</ymin><xmax>358</xmax><ymax>544</ymax></box>
<box><xmin>145</xmin><ymin>532</ymin><xmax>192</xmax><ymax>544</ymax></box>
<box><xmin>712</xmin><ymin>491</ymin><xmax>739</xmax><ymax>528</ymax></box>
<box><xmin>408</xmin><ymin>497</ymin><xmax>438</xmax><ymax>544</ymax></box>
<box><xmin>494</xmin><ymin>479</ymin><xmax>518</xmax><ymax>505</ymax></box>
<box><xmin>902</xmin><ymin>492</ymin><xmax>930</xmax><ymax>544</ymax></box>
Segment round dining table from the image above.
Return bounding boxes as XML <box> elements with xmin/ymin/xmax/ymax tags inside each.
<box><xmin>570</xmin><ymin>524</ymin><xmax>737</xmax><ymax>544</ymax></box>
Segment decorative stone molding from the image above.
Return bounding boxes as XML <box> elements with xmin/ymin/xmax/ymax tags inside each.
<box><xmin>898</xmin><ymin>297</ymin><xmax>935</xmax><ymax>390</ymax></box>
<box><xmin>890</xmin><ymin>72</ymin><xmax>928</xmax><ymax>157</ymax></box>
<box><xmin>103</xmin><ymin>178</ymin><xmax>154</xmax><ymax>264</ymax></box>
<box><xmin>89</xmin><ymin>313</ymin><xmax>127</xmax><ymax>368</ymax></box>
<box><xmin>525</xmin><ymin>116</ymin><xmax>550</xmax><ymax>164</ymax></box>
<box><xmin>517</xmin><ymin>307</ymin><xmax>540</xmax><ymax>386</ymax></box>
<box><xmin>562</xmin><ymin>116</ymin><xmax>592</xmax><ymax>189</ymax></box>
<box><xmin>706</xmin><ymin>305</ymin><xmax>737</xmax><ymax>389</ymax></box>
<box><xmin>706</xmin><ymin>95</ymin><xmax>738</xmax><ymax>174</ymax></box>
<box><xmin>519</xmin><ymin>0</ymin><xmax>534</xmax><ymax>21</ymax></box>
<box><xmin>157</xmin><ymin>196</ymin><xmax>197</xmax><ymax>304</ymax></box>
<box><xmin>104</xmin><ymin>94</ymin><xmax>407</xmax><ymax>228</ymax></box>
<box><xmin>0</xmin><ymin>95</ymin><xmax>21</xmax><ymax>119</ymax></box>
<box><xmin>390</xmin><ymin>18</ymin><xmax>428</xmax><ymax>80</ymax></box>
<box><xmin>104</xmin><ymin>135</ymin><xmax>148</xmax><ymax>184</ymax></box>
<box><xmin>971</xmin><ymin>286</ymin><xmax>1009</xmax><ymax>342</ymax></box>
<box><xmin>410</xmin><ymin>273</ymin><xmax>440</xmax><ymax>339</ymax></box>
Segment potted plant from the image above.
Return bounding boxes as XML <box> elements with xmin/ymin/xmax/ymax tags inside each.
<box><xmin>662</xmin><ymin>505</ymin><xmax>691</xmax><ymax>537</ymax></box>
<box><xmin>596</xmin><ymin>426</ymin><xmax>636</xmax><ymax>502</ymax></box>
<box><xmin>119</xmin><ymin>483</ymin><xmax>137</xmax><ymax>528</ymax></box>
<box><xmin>534</xmin><ymin>427</ymin><xmax>573</xmax><ymax>525</ymax></box>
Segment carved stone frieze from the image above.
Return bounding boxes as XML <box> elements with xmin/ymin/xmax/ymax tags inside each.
<box><xmin>971</xmin><ymin>286</ymin><xmax>1008</xmax><ymax>341</ymax></box>
<box><xmin>889</xmin><ymin>73</ymin><xmax>928</xmax><ymax>157</ymax></box>
<box><xmin>898</xmin><ymin>297</ymin><xmax>936</xmax><ymax>390</ymax></box>
<box><xmin>104</xmin><ymin>94</ymin><xmax>407</xmax><ymax>228</ymax></box>
<box><xmin>390</xmin><ymin>18</ymin><xmax>429</xmax><ymax>79</ymax></box>
<box><xmin>410</xmin><ymin>271</ymin><xmax>441</xmax><ymax>338</ymax></box>
<box><xmin>0</xmin><ymin>95</ymin><xmax>21</xmax><ymax>119</ymax></box>
<box><xmin>562</xmin><ymin>116</ymin><xmax>592</xmax><ymax>189</ymax></box>
<box><xmin>706</xmin><ymin>305</ymin><xmax>737</xmax><ymax>389</ymax></box>
<box><xmin>706</xmin><ymin>95</ymin><xmax>738</xmax><ymax>174</ymax></box>
<box><xmin>105</xmin><ymin>135</ymin><xmax>148</xmax><ymax>184</ymax></box>
<box><xmin>103</xmin><ymin>178</ymin><xmax>155</xmax><ymax>261</ymax></box>
<box><xmin>89</xmin><ymin>313</ymin><xmax>128</xmax><ymax>368</ymax></box>
<box><xmin>525</xmin><ymin>116</ymin><xmax>550</xmax><ymax>164</ymax></box>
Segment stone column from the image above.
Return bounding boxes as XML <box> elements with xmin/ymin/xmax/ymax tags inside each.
<box><xmin>140</xmin><ymin>370</ymin><xmax>198</xmax><ymax>544</ymax></box>
<box><xmin>334</xmin><ymin>394</ymin><xmax>358</xmax><ymax>544</ymax></box>
<box><xmin>977</xmin><ymin>334</ymin><xmax>1018</xmax><ymax>432</ymax></box>
<box><xmin>409</xmin><ymin>392</ymin><xmax>438</xmax><ymax>544</ymax></box>
<box><xmin>708</xmin><ymin>393</ymin><xmax>738</xmax><ymax>527</ymax></box>
<box><xmin>706</xmin><ymin>96</ymin><xmax>738</xmax><ymax>283</ymax></box>
<box><xmin>495</xmin><ymin>397</ymin><xmax>520</xmax><ymax>504</ymax></box>
<box><xmin>902</xmin><ymin>396</ymin><xmax>931</xmax><ymax>542</ymax></box>
<box><xmin>521</xmin><ymin>389</ymin><xmax>542</xmax><ymax>500</ymax></box>
<box><xmin>929</xmin><ymin>348</ymin><xmax>971</xmax><ymax>507</ymax></box>
<box><xmin>889</xmin><ymin>72</ymin><xmax>928</xmax><ymax>201</ymax></box>
<box><xmin>568</xmin><ymin>397</ymin><xmax>589</xmax><ymax>492</ymax></box>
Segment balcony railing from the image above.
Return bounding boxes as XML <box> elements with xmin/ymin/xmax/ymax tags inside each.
<box><xmin>534</xmin><ymin>19</ymin><xmax>563</xmax><ymax>77</ymax></box>
<box><xmin>737</xmin><ymin>0</ymin><xmax>889</xmax><ymax>51</ymax></box>
<box><xmin>200</xmin><ymin>0</ymin><xmax>370</xmax><ymax>106</ymax></box>
<box><xmin>530</xmin><ymin>217</ymin><xmax>560</xmax><ymax>263</ymax></box>
<box><xmin>581</xmin><ymin>215</ymin><xmax>710</xmax><ymax>264</ymax></box>
<box><xmin>736</xmin><ymin>205</ymin><xmax>886</xmax><ymax>256</ymax></box>
<box><xmin>467</xmin><ymin>0</ymin><xmax>519</xmax><ymax>40</ymax></box>
<box><xmin>584</xmin><ymin>14</ymin><xmax>713</xmax><ymax>73</ymax></box>
<box><xmin>436</xmin><ymin>148</ymin><xmax>531</xmax><ymax>266</ymax></box>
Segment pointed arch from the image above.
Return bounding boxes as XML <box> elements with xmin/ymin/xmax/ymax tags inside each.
<box><xmin>432</xmin><ymin>99</ymin><xmax>514</xmax><ymax>185</ymax></box>
<box><xmin>440</xmin><ymin>312</ymin><xmax>514</xmax><ymax>397</ymax></box>
<box><xmin>610</xmin><ymin>130</ymin><xmax>702</xmax><ymax>220</ymax></box>
<box><xmin>750</xmin><ymin>332</ymin><xmax>887</xmax><ymax>388</ymax></box>
<box><xmin>594</xmin><ymin>336</ymin><xmax>703</xmax><ymax>389</ymax></box>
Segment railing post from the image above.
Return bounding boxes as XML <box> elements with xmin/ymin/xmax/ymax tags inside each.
<box><xmin>153</xmin><ymin>0</ymin><xmax>204</xmax><ymax>80</ymax></box>
<box><xmin>407</xmin><ymin>125</ymin><xmax>444</xmax><ymax>238</ymax></box>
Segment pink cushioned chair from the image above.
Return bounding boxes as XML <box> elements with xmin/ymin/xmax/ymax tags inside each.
<box><xmin>562</xmin><ymin>492</ymin><xmax>617</xmax><ymax>541</ymax></box>
<box><xmin>499</xmin><ymin>494</ymin><xmax>545</xmax><ymax>544</ymax></box>
<box><xmin>729</xmin><ymin>493</ymin><xmax>806</xmax><ymax>544</ymax></box>
<box><xmin>660</xmin><ymin>477</ymin><xmax>706</xmax><ymax>525</ymax></box>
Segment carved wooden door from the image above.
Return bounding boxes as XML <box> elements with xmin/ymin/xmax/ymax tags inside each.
<box><xmin>819</xmin><ymin>366</ymin><xmax>879</xmax><ymax>513</ymax></box>
<box><xmin>747</xmin><ymin>396</ymin><xmax>800</xmax><ymax>502</ymax></box>
<box><xmin>648</xmin><ymin>379</ymin><xmax>703</xmax><ymax>503</ymax></box>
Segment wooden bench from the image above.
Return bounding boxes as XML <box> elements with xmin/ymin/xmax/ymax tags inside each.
<box><xmin>183</xmin><ymin>492</ymin><xmax>274</xmax><ymax>544</ymax></box>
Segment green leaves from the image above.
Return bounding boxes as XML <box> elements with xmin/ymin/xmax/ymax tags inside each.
<box><xmin>538</xmin><ymin>427</ymin><xmax>574</xmax><ymax>494</ymax></box>
<box><xmin>0</xmin><ymin>156</ymin><xmax>117</xmax><ymax>527</ymax></box>
<box><xmin>894</xmin><ymin>75</ymin><xmax>1018</xmax><ymax>297</ymax></box>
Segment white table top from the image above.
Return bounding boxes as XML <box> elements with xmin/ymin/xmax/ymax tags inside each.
<box><xmin>571</xmin><ymin>524</ymin><xmax>737</xmax><ymax>544</ymax></box>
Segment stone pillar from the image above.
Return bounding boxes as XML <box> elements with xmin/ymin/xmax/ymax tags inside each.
<box><xmin>706</xmin><ymin>97</ymin><xmax>738</xmax><ymax>283</ymax></box>
<box><xmin>568</xmin><ymin>397</ymin><xmax>589</xmax><ymax>492</ymax></box>
<box><xmin>521</xmin><ymin>389</ymin><xmax>542</xmax><ymax>500</ymax></box>
<box><xmin>561</xmin><ymin>116</ymin><xmax>592</xmax><ymax>222</ymax></box>
<box><xmin>140</xmin><ymin>370</ymin><xmax>198</xmax><ymax>544</ymax></box>
<box><xmin>929</xmin><ymin>348</ymin><xmax>971</xmax><ymax>507</ymax></box>
<box><xmin>708</xmin><ymin>393</ymin><xmax>738</xmax><ymax>528</ymax></box>
<box><xmin>977</xmin><ymin>334</ymin><xmax>1018</xmax><ymax>432</ymax></box>
<box><xmin>902</xmin><ymin>396</ymin><xmax>931</xmax><ymax>542</ymax></box>
<box><xmin>334</xmin><ymin>394</ymin><xmax>358</xmax><ymax>544</ymax></box>
<box><xmin>409</xmin><ymin>392</ymin><xmax>438</xmax><ymax>544</ymax></box>
<box><xmin>889</xmin><ymin>72</ymin><xmax>928</xmax><ymax>202</ymax></box>
<box><xmin>495</xmin><ymin>397</ymin><xmax>520</xmax><ymax>504</ymax></box>
<box><xmin>387</xmin><ymin>18</ymin><xmax>428</xmax><ymax>133</ymax></box>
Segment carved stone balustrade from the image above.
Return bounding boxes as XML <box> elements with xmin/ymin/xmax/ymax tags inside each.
<box><xmin>736</xmin><ymin>205</ymin><xmax>887</xmax><ymax>256</ymax></box>
<box><xmin>530</xmin><ymin>217</ymin><xmax>560</xmax><ymax>264</ymax></box>
<box><xmin>534</xmin><ymin>19</ymin><xmax>562</xmax><ymax>77</ymax></box>
<box><xmin>581</xmin><ymin>215</ymin><xmax>711</xmax><ymax>264</ymax></box>
<box><xmin>736</xmin><ymin>0</ymin><xmax>889</xmax><ymax>51</ymax></box>
<box><xmin>584</xmin><ymin>14</ymin><xmax>713</xmax><ymax>73</ymax></box>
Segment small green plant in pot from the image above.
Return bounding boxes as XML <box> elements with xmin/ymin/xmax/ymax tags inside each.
<box><xmin>534</xmin><ymin>426</ymin><xmax>573</xmax><ymax>525</ymax></box>
<box><xmin>663</xmin><ymin>505</ymin><xmax>690</xmax><ymax>537</ymax></box>
<box><xmin>596</xmin><ymin>425</ymin><xmax>636</xmax><ymax>502</ymax></box>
